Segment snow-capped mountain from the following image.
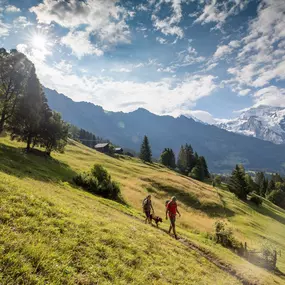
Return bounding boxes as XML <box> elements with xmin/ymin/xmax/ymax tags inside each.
<box><xmin>216</xmin><ymin>106</ymin><xmax>285</xmax><ymax>144</ymax></box>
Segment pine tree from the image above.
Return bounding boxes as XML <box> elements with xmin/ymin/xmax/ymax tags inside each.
<box><xmin>177</xmin><ymin>145</ymin><xmax>187</xmax><ymax>174</ymax></box>
<box><xmin>245</xmin><ymin>174</ymin><xmax>259</xmax><ymax>193</ymax></box>
<box><xmin>199</xmin><ymin>156</ymin><xmax>210</xmax><ymax>178</ymax></box>
<box><xmin>139</xmin><ymin>135</ymin><xmax>152</xmax><ymax>163</ymax></box>
<box><xmin>185</xmin><ymin>144</ymin><xmax>195</xmax><ymax>172</ymax></box>
<box><xmin>160</xmin><ymin>148</ymin><xmax>176</xmax><ymax>168</ymax></box>
<box><xmin>266</xmin><ymin>179</ymin><xmax>276</xmax><ymax>196</ymax></box>
<box><xmin>228</xmin><ymin>165</ymin><xmax>249</xmax><ymax>200</ymax></box>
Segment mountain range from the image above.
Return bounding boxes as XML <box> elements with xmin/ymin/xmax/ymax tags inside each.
<box><xmin>44</xmin><ymin>87</ymin><xmax>285</xmax><ymax>174</ymax></box>
<box><xmin>215</xmin><ymin>106</ymin><xmax>285</xmax><ymax>145</ymax></box>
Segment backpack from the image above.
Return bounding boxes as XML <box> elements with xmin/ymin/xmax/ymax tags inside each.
<box><xmin>142</xmin><ymin>198</ymin><xmax>148</xmax><ymax>210</ymax></box>
<box><xmin>165</xmin><ymin>200</ymin><xmax>170</xmax><ymax>207</ymax></box>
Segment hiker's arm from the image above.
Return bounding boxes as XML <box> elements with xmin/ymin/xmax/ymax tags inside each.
<box><xmin>165</xmin><ymin>208</ymin><xmax>169</xmax><ymax>220</ymax></box>
<box><xmin>177</xmin><ymin>208</ymin><xmax>181</xmax><ymax>217</ymax></box>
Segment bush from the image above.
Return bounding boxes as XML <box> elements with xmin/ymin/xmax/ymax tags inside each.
<box><xmin>214</xmin><ymin>221</ymin><xmax>240</xmax><ymax>249</ymax></box>
<box><xmin>250</xmin><ymin>195</ymin><xmax>263</xmax><ymax>206</ymax></box>
<box><xmin>73</xmin><ymin>164</ymin><xmax>121</xmax><ymax>200</ymax></box>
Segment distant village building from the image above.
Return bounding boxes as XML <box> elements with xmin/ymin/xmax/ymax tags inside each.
<box><xmin>114</xmin><ymin>147</ymin><xmax>124</xmax><ymax>154</ymax></box>
<box><xmin>94</xmin><ymin>143</ymin><xmax>110</xmax><ymax>153</ymax></box>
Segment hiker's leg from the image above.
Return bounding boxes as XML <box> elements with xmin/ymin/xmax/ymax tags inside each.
<box><xmin>173</xmin><ymin>223</ymin><xmax>177</xmax><ymax>239</ymax></box>
<box><xmin>168</xmin><ymin>224</ymin><xmax>172</xmax><ymax>234</ymax></box>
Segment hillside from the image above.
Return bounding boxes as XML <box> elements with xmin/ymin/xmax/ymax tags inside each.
<box><xmin>1</xmin><ymin>136</ymin><xmax>285</xmax><ymax>284</ymax></box>
<box><xmin>44</xmin><ymin>87</ymin><xmax>285</xmax><ymax>174</ymax></box>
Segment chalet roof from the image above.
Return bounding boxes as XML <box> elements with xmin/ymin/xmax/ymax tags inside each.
<box><xmin>95</xmin><ymin>143</ymin><xmax>109</xmax><ymax>148</ymax></box>
<box><xmin>115</xmin><ymin>147</ymin><xmax>123</xmax><ymax>151</ymax></box>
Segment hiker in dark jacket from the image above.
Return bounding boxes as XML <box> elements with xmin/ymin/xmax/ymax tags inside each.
<box><xmin>143</xmin><ymin>195</ymin><xmax>154</xmax><ymax>224</ymax></box>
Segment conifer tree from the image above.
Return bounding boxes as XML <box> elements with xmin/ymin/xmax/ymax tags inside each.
<box><xmin>177</xmin><ymin>145</ymin><xmax>187</xmax><ymax>174</ymax></box>
<box><xmin>160</xmin><ymin>148</ymin><xmax>176</xmax><ymax>168</ymax></box>
<box><xmin>199</xmin><ymin>156</ymin><xmax>210</xmax><ymax>178</ymax></box>
<box><xmin>139</xmin><ymin>135</ymin><xmax>152</xmax><ymax>163</ymax></box>
<box><xmin>266</xmin><ymin>179</ymin><xmax>276</xmax><ymax>196</ymax></box>
<box><xmin>228</xmin><ymin>165</ymin><xmax>249</xmax><ymax>200</ymax></box>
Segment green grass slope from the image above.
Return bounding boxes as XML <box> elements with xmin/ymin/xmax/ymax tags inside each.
<box><xmin>1</xmin><ymin>137</ymin><xmax>285</xmax><ymax>285</ymax></box>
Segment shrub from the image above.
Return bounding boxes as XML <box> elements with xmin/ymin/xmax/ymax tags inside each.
<box><xmin>214</xmin><ymin>175</ymin><xmax>222</xmax><ymax>186</ymax></box>
<box><xmin>214</xmin><ymin>221</ymin><xmax>240</xmax><ymax>249</ymax></box>
<box><xmin>73</xmin><ymin>164</ymin><xmax>121</xmax><ymax>200</ymax></box>
<box><xmin>250</xmin><ymin>195</ymin><xmax>263</xmax><ymax>206</ymax></box>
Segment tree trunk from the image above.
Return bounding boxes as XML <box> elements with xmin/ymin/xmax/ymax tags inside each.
<box><xmin>0</xmin><ymin>111</ymin><xmax>6</xmax><ymax>134</ymax></box>
<box><xmin>26</xmin><ymin>135</ymin><xmax>32</xmax><ymax>152</ymax></box>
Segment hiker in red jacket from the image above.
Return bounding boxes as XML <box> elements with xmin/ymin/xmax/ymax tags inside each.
<box><xmin>166</xmin><ymin>196</ymin><xmax>181</xmax><ymax>239</ymax></box>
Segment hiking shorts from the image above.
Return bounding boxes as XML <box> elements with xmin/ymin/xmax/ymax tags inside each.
<box><xmin>144</xmin><ymin>210</ymin><xmax>151</xmax><ymax>218</ymax></box>
<box><xmin>169</xmin><ymin>215</ymin><xmax>176</xmax><ymax>226</ymax></box>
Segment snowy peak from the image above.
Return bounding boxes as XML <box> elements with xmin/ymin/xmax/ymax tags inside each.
<box><xmin>215</xmin><ymin>106</ymin><xmax>285</xmax><ymax>144</ymax></box>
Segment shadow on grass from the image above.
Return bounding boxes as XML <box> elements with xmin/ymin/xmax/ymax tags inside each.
<box><xmin>247</xmin><ymin>199</ymin><xmax>285</xmax><ymax>226</ymax></box>
<box><xmin>143</xmin><ymin>178</ymin><xmax>235</xmax><ymax>218</ymax></box>
<box><xmin>0</xmin><ymin>143</ymin><xmax>76</xmax><ymax>183</ymax></box>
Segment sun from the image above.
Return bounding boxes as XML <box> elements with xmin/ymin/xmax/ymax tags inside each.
<box><xmin>31</xmin><ymin>34</ymin><xmax>47</xmax><ymax>50</ymax></box>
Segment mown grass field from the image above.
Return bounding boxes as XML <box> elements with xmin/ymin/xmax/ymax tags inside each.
<box><xmin>1</xmin><ymin>136</ymin><xmax>285</xmax><ymax>285</ymax></box>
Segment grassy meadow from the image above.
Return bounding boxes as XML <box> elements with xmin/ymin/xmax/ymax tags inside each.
<box><xmin>1</xmin><ymin>136</ymin><xmax>285</xmax><ymax>284</ymax></box>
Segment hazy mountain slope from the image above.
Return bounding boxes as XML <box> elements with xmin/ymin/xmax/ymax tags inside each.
<box><xmin>216</xmin><ymin>106</ymin><xmax>285</xmax><ymax>144</ymax></box>
<box><xmin>44</xmin><ymin>88</ymin><xmax>285</xmax><ymax>174</ymax></box>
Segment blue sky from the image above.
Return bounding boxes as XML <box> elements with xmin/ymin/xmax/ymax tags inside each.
<box><xmin>1</xmin><ymin>0</ymin><xmax>285</xmax><ymax>123</ymax></box>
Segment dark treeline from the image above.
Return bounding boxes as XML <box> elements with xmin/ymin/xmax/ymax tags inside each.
<box><xmin>139</xmin><ymin>136</ymin><xmax>210</xmax><ymax>182</ymax></box>
<box><xmin>0</xmin><ymin>48</ymin><xmax>68</xmax><ymax>155</ymax></box>
<box><xmin>69</xmin><ymin>125</ymin><xmax>109</xmax><ymax>148</ymax></box>
<box><xmin>223</xmin><ymin>164</ymin><xmax>285</xmax><ymax>209</ymax></box>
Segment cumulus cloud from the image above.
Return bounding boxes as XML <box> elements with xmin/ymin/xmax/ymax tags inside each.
<box><xmin>151</xmin><ymin>0</ymin><xmax>184</xmax><ymax>38</ymax></box>
<box><xmin>194</xmin><ymin>0</ymin><xmax>249</xmax><ymax>29</ymax></box>
<box><xmin>30</xmin><ymin>0</ymin><xmax>131</xmax><ymax>58</ymax></box>
<box><xmin>227</xmin><ymin>0</ymin><xmax>285</xmax><ymax>90</ymax></box>
<box><xmin>21</xmin><ymin>45</ymin><xmax>217</xmax><ymax>115</ymax></box>
<box><xmin>5</xmin><ymin>5</ymin><xmax>21</xmax><ymax>13</ymax></box>
<box><xmin>238</xmin><ymin>89</ymin><xmax>251</xmax><ymax>96</ymax></box>
<box><xmin>253</xmin><ymin>86</ymin><xmax>285</xmax><ymax>107</ymax></box>
<box><xmin>214</xmin><ymin>45</ymin><xmax>232</xmax><ymax>58</ymax></box>
<box><xmin>13</xmin><ymin>16</ymin><xmax>33</xmax><ymax>28</ymax></box>
<box><xmin>61</xmin><ymin>30</ymin><xmax>103</xmax><ymax>58</ymax></box>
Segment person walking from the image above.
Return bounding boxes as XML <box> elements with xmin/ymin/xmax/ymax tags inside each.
<box><xmin>142</xmin><ymin>194</ymin><xmax>154</xmax><ymax>224</ymax></box>
<box><xmin>166</xmin><ymin>196</ymin><xmax>181</xmax><ymax>239</ymax></box>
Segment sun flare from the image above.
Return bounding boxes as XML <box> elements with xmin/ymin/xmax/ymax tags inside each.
<box><xmin>31</xmin><ymin>34</ymin><xmax>47</xmax><ymax>50</ymax></box>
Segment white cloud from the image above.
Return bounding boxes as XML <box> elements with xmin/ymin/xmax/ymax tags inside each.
<box><xmin>229</xmin><ymin>40</ymin><xmax>240</xmax><ymax>48</ymax></box>
<box><xmin>54</xmin><ymin>60</ymin><xmax>73</xmax><ymax>74</ymax></box>
<box><xmin>238</xmin><ymin>89</ymin><xmax>251</xmax><ymax>96</ymax></box>
<box><xmin>194</xmin><ymin>0</ymin><xmax>249</xmax><ymax>29</ymax></box>
<box><xmin>111</xmin><ymin>67</ymin><xmax>132</xmax><ymax>73</ymax></box>
<box><xmin>227</xmin><ymin>0</ymin><xmax>285</xmax><ymax>90</ymax></box>
<box><xmin>13</xmin><ymin>16</ymin><xmax>33</xmax><ymax>28</ymax></box>
<box><xmin>5</xmin><ymin>5</ymin><xmax>21</xmax><ymax>13</ymax></box>
<box><xmin>186</xmin><ymin>110</ymin><xmax>216</xmax><ymax>124</ymax></box>
<box><xmin>151</xmin><ymin>0</ymin><xmax>184</xmax><ymax>38</ymax></box>
<box><xmin>204</xmin><ymin>62</ymin><xmax>218</xmax><ymax>71</ymax></box>
<box><xmin>30</xmin><ymin>0</ymin><xmax>131</xmax><ymax>57</ymax></box>
<box><xmin>23</xmin><ymin>49</ymin><xmax>217</xmax><ymax>115</ymax></box>
<box><xmin>253</xmin><ymin>86</ymin><xmax>285</xmax><ymax>107</ymax></box>
<box><xmin>156</xmin><ymin>37</ymin><xmax>167</xmax><ymax>44</ymax></box>
<box><xmin>0</xmin><ymin>21</ymin><xmax>9</xmax><ymax>37</ymax></box>
<box><xmin>214</xmin><ymin>45</ymin><xmax>232</xmax><ymax>58</ymax></box>
<box><xmin>61</xmin><ymin>30</ymin><xmax>103</xmax><ymax>58</ymax></box>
